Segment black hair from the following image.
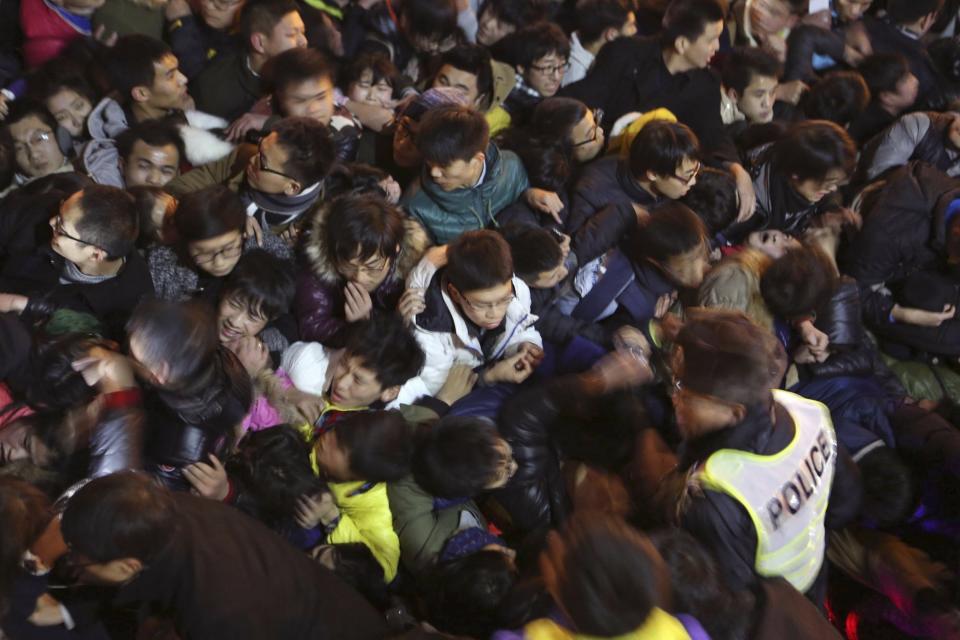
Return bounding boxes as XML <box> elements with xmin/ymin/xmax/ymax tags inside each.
<box><xmin>174</xmin><ymin>184</ymin><xmax>246</xmax><ymax>244</ymax></box>
<box><xmin>3</xmin><ymin>98</ymin><xmax>59</xmax><ymax>137</ymax></box>
<box><xmin>128</xmin><ymin>185</ymin><xmax>173</xmax><ymax>245</ymax></box>
<box><xmin>679</xmin><ymin>167</ymin><xmax>739</xmax><ymax>235</ymax></box>
<box><xmin>550</xmin><ymin>515</ymin><xmax>666</xmax><ymax>636</ymax></box>
<box><xmin>272</xmin><ymin>117</ymin><xmax>336</xmax><ymax>187</ymax></box>
<box><xmin>721</xmin><ymin>46</ymin><xmax>782</xmax><ymax>94</ymax></box>
<box><xmin>323</xmin><ymin>163</ymin><xmax>392</xmax><ymax>199</ymax></box>
<box><xmin>770</xmin><ymin>120</ymin><xmax>856</xmax><ymax>182</ymax></box>
<box><xmin>660</xmin><ymin>0</ymin><xmax>725</xmax><ymax>50</ymax></box>
<box><xmin>425</xmin><ymin>550</ymin><xmax>519</xmax><ymax>638</ymax></box>
<box><xmin>480</xmin><ymin>0</ymin><xmax>551</xmax><ymax>31</ymax></box>
<box><xmin>226</xmin><ymin>424</ymin><xmax>325</xmax><ymax>526</ymax></box>
<box><xmin>886</xmin><ymin>0</ymin><xmax>943</xmax><ymax>25</ymax></box>
<box><xmin>27</xmin><ymin>61</ymin><xmax>99</xmax><ymax>113</ymax></box>
<box><xmin>501</xmin><ymin>223</ymin><xmax>564</xmax><ymax>282</ymax></box>
<box><xmin>24</xmin><ymin>334</ymin><xmax>107</xmax><ymax>412</ymax></box>
<box><xmin>74</xmin><ymin>184</ymin><xmax>139</xmax><ymax>259</ymax></box>
<box><xmin>497</xmin><ymin>96</ymin><xmax>589</xmax><ymax>191</ymax></box>
<box><xmin>115</xmin><ymin>119</ymin><xmax>185</xmax><ymax>164</ymax></box>
<box><xmin>629</xmin><ymin>120</ymin><xmax>700</xmax><ymax>180</ymax></box>
<box><xmin>577</xmin><ymin>0</ymin><xmax>635</xmax><ymax>44</ymax></box>
<box><xmin>858</xmin><ymin>53</ymin><xmax>912</xmax><ymax>96</ymax></box>
<box><xmin>412</xmin><ymin>417</ymin><xmax>507</xmax><ymax>498</ymax></box>
<box><xmin>342</xmin><ymin>316</ymin><xmax>425</xmax><ymax>389</ymax></box>
<box><xmin>416</xmin><ymin>105</ymin><xmax>489</xmax><ymax>166</ymax></box>
<box><xmin>500</xmin><ymin>22</ymin><xmax>570</xmax><ymax>69</ymax></box>
<box><xmin>857</xmin><ymin>445</ymin><xmax>914</xmax><ymax>528</ymax></box>
<box><xmin>335</xmin><ymin>410</ymin><xmax>414</xmax><ymax>482</ymax></box>
<box><xmin>263</xmin><ymin>47</ymin><xmax>334</xmax><ymax>110</ymax></box>
<box><xmin>651</xmin><ymin>529</ymin><xmax>754</xmax><ymax>640</ymax></box>
<box><xmin>399</xmin><ymin>0</ymin><xmax>459</xmax><ymax>40</ymax></box>
<box><xmin>432</xmin><ymin>45</ymin><xmax>494</xmax><ymax>104</ymax></box>
<box><xmin>759</xmin><ymin>245</ymin><xmax>837</xmax><ymax>320</ymax></box>
<box><xmin>220</xmin><ymin>249</ymin><xmax>296</xmax><ymax>322</ymax></box>
<box><xmin>103</xmin><ymin>35</ymin><xmax>173</xmax><ymax>104</ymax></box>
<box><xmin>61</xmin><ymin>472</ymin><xmax>177</xmax><ymax>563</ymax></box>
<box><xmin>322</xmin><ymin>543</ymin><xmax>388</xmax><ymax>609</ymax></box>
<box><xmin>321</xmin><ymin>193</ymin><xmax>404</xmax><ymax>270</ymax></box>
<box><xmin>630</xmin><ymin>201</ymin><xmax>707</xmax><ymax>263</ymax></box>
<box><xmin>126</xmin><ymin>299</ymin><xmax>219</xmax><ymax>386</ymax></box>
<box><xmin>0</xmin><ymin>129</ymin><xmax>12</xmax><ymax>190</ymax></box>
<box><xmin>340</xmin><ymin>52</ymin><xmax>399</xmax><ymax>93</ymax></box>
<box><xmin>0</xmin><ymin>478</ymin><xmax>52</xmax><ymax>615</ymax></box>
<box><xmin>446</xmin><ymin>230</ymin><xmax>514</xmax><ymax>294</ymax></box>
<box><xmin>801</xmin><ymin>71</ymin><xmax>870</xmax><ymax>127</ymax></box>
<box><xmin>240</xmin><ymin>0</ymin><xmax>299</xmax><ymax>44</ymax></box>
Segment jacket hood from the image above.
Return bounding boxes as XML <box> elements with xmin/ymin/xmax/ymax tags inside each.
<box><xmin>87</xmin><ymin>97</ymin><xmax>130</xmax><ymax>141</ymax></box>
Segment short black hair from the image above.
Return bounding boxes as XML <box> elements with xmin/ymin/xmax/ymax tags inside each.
<box><xmin>263</xmin><ymin>47</ymin><xmax>335</xmax><ymax>110</ymax></box>
<box><xmin>446</xmin><ymin>230</ymin><xmax>514</xmax><ymax>294</ymax></box>
<box><xmin>324</xmin><ymin>163</ymin><xmax>392</xmax><ymax>199</ymax></box>
<box><xmin>3</xmin><ymin>98</ymin><xmax>58</xmax><ymax>135</ymax></box>
<box><xmin>399</xmin><ymin>0</ymin><xmax>459</xmax><ymax>40</ymax></box>
<box><xmin>887</xmin><ymin>0</ymin><xmax>943</xmax><ymax>25</ymax></box>
<box><xmin>25</xmin><ymin>334</ymin><xmax>108</xmax><ymax>412</ymax></box>
<box><xmin>660</xmin><ymin>0</ymin><xmax>725</xmax><ymax>50</ymax></box>
<box><xmin>801</xmin><ymin>71</ymin><xmax>870</xmax><ymax>127</ymax></box>
<box><xmin>27</xmin><ymin>62</ymin><xmax>99</xmax><ymax>109</ymax></box>
<box><xmin>576</xmin><ymin>0</ymin><xmax>634</xmax><ymax>45</ymax></box>
<box><xmin>61</xmin><ymin>472</ymin><xmax>177</xmax><ymax>563</ymax></box>
<box><xmin>220</xmin><ymin>249</ymin><xmax>296</xmax><ymax>322</ymax></box>
<box><xmin>630</xmin><ymin>201</ymin><xmax>707</xmax><ymax>263</ymax></box>
<box><xmin>759</xmin><ymin>245</ymin><xmax>837</xmax><ymax>319</ymax></box>
<box><xmin>858</xmin><ymin>445</ymin><xmax>914</xmax><ymax>528</ymax></box>
<box><xmin>321</xmin><ymin>193</ymin><xmax>405</xmax><ymax>269</ymax></box>
<box><xmin>501</xmin><ymin>223</ymin><xmax>563</xmax><ymax>282</ymax></box>
<box><xmin>502</xmin><ymin>22</ymin><xmax>570</xmax><ymax>69</ymax></box>
<box><xmin>770</xmin><ymin>120</ymin><xmax>856</xmax><ymax>182</ymax></box>
<box><xmin>432</xmin><ymin>45</ymin><xmax>494</xmax><ymax>103</ymax></box>
<box><xmin>721</xmin><ymin>46</ymin><xmax>782</xmax><ymax>94</ymax></box>
<box><xmin>174</xmin><ymin>184</ymin><xmax>246</xmax><ymax>244</ymax></box>
<box><xmin>341</xmin><ymin>52</ymin><xmax>399</xmax><ymax>92</ymax></box>
<box><xmin>115</xmin><ymin>119</ymin><xmax>185</xmax><ymax>164</ymax></box>
<box><xmin>343</xmin><ymin>315</ymin><xmax>425</xmax><ymax>389</ymax></box>
<box><xmin>75</xmin><ymin>184</ymin><xmax>139</xmax><ymax>258</ymax></box>
<box><xmin>335</xmin><ymin>410</ymin><xmax>414</xmax><ymax>482</ymax></box>
<box><xmin>240</xmin><ymin>0</ymin><xmax>299</xmax><ymax>44</ymax></box>
<box><xmin>417</xmin><ymin>105</ymin><xmax>489</xmax><ymax>166</ymax></box>
<box><xmin>413</xmin><ymin>417</ymin><xmax>507</xmax><ymax>498</ymax></box>
<box><xmin>103</xmin><ymin>35</ymin><xmax>173</xmax><ymax>104</ymax></box>
<box><xmin>126</xmin><ymin>298</ymin><xmax>219</xmax><ymax>385</ymax></box>
<box><xmin>628</xmin><ymin>120</ymin><xmax>700</xmax><ymax>180</ymax></box>
<box><xmin>272</xmin><ymin>117</ymin><xmax>336</xmax><ymax>186</ymax></box>
<box><xmin>858</xmin><ymin>53</ymin><xmax>912</xmax><ymax>96</ymax></box>
<box><xmin>480</xmin><ymin>0</ymin><xmax>551</xmax><ymax>30</ymax></box>
<box><xmin>426</xmin><ymin>550</ymin><xmax>519</xmax><ymax>638</ymax></box>
<box><xmin>679</xmin><ymin>167</ymin><xmax>739</xmax><ymax>234</ymax></box>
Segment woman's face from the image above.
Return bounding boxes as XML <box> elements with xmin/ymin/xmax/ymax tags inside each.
<box><xmin>347</xmin><ymin>69</ymin><xmax>394</xmax><ymax>108</ymax></box>
<box><xmin>187</xmin><ymin>230</ymin><xmax>244</xmax><ymax>277</ymax></box>
<box><xmin>46</xmin><ymin>88</ymin><xmax>92</xmax><ymax>139</ymax></box>
<box><xmin>217</xmin><ymin>294</ymin><xmax>268</xmax><ymax>344</ymax></box>
<box><xmin>791</xmin><ymin>168</ymin><xmax>847</xmax><ymax>203</ymax></box>
<box><xmin>747</xmin><ymin>229</ymin><xmax>800</xmax><ymax>259</ymax></box>
<box><xmin>570</xmin><ymin>110</ymin><xmax>605</xmax><ymax>163</ymax></box>
<box><xmin>477</xmin><ymin>7</ymin><xmax>514</xmax><ymax>46</ymax></box>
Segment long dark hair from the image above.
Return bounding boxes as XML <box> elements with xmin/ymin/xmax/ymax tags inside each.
<box><xmin>0</xmin><ymin>478</ymin><xmax>52</xmax><ymax>615</ymax></box>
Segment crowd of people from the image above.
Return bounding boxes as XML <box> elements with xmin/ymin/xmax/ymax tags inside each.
<box><xmin>4</xmin><ymin>0</ymin><xmax>960</xmax><ymax>637</ymax></box>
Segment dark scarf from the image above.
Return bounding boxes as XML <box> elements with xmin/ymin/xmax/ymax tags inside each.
<box><xmin>239</xmin><ymin>181</ymin><xmax>323</xmax><ymax>231</ymax></box>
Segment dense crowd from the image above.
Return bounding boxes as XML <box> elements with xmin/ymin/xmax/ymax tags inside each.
<box><xmin>3</xmin><ymin>0</ymin><xmax>960</xmax><ymax>637</ymax></box>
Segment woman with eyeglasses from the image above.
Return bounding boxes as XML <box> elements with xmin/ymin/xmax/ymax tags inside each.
<box><xmin>146</xmin><ymin>185</ymin><xmax>292</xmax><ymax>303</ymax></box>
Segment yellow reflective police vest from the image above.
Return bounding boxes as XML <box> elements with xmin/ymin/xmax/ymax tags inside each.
<box><xmin>697</xmin><ymin>389</ymin><xmax>838</xmax><ymax>593</ymax></box>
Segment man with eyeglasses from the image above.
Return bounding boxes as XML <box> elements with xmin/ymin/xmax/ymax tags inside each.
<box><xmin>0</xmin><ymin>185</ymin><xmax>153</xmax><ymax>339</ymax></box>
<box><xmin>1</xmin><ymin>99</ymin><xmax>73</xmax><ymax>197</ymax></box>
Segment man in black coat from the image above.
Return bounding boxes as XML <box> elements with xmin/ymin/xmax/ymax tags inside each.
<box><xmin>60</xmin><ymin>472</ymin><xmax>390</xmax><ymax>640</ymax></box>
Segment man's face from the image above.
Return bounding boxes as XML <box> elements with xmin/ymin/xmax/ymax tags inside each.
<box><xmin>199</xmin><ymin>0</ymin><xmax>244</xmax><ymax>30</ymax></box>
<box><xmin>142</xmin><ymin>55</ymin><xmax>189</xmax><ymax>111</ymax></box>
<box><xmin>122</xmin><ymin>140</ymin><xmax>180</xmax><ymax>187</ymax></box>
<box><xmin>50</xmin><ymin>192</ymin><xmax>98</xmax><ymax>266</ymax></box>
<box><xmin>329</xmin><ymin>355</ymin><xmax>388</xmax><ymax>408</ymax></box>
<box><xmin>427</xmin><ymin>155</ymin><xmax>483</xmax><ymax>192</ymax></box>
<box><xmin>259</xmin><ymin>11</ymin><xmax>307</xmax><ymax>58</ymax></box>
<box><xmin>476</xmin><ymin>7</ymin><xmax>514</xmax><ymax>46</ymax></box>
<box><xmin>680</xmin><ymin>20</ymin><xmax>724</xmax><ymax>69</ymax></box>
<box><xmin>348</xmin><ymin>69</ymin><xmax>395</xmax><ymax>108</ymax></box>
<box><xmin>46</xmin><ymin>87</ymin><xmax>92</xmax><ymax>139</ymax></box>
<box><xmin>658</xmin><ymin>240</ymin><xmax>710</xmax><ymax>289</ymax></box>
<box><xmin>336</xmin><ymin>251</ymin><xmax>394</xmax><ymax>292</ymax></box>
<box><xmin>570</xmin><ymin>109</ymin><xmax>605</xmax><ymax>163</ymax></box>
<box><xmin>9</xmin><ymin>114</ymin><xmax>65</xmax><ymax>178</ymax></box>
<box><xmin>449</xmin><ymin>280</ymin><xmax>514</xmax><ymax>330</ymax></box>
<box><xmin>187</xmin><ymin>230</ymin><xmax>244</xmax><ymax>277</ymax></box>
<box><xmin>531</xmin><ymin>262</ymin><xmax>569</xmax><ymax>289</ymax></box>
<box><xmin>791</xmin><ymin>167</ymin><xmax>847</xmax><ymax>203</ymax></box>
<box><xmin>217</xmin><ymin>294</ymin><xmax>268</xmax><ymax>343</ymax></box>
<box><xmin>246</xmin><ymin>132</ymin><xmax>296</xmax><ymax>194</ymax></box>
<box><xmin>733</xmin><ymin>74</ymin><xmax>778</xmax><ymax>123</ymax></box>
<box><xmin>649</xmin><ymin>157</ymin><xmax>700</xmax><ymax>200</ymax></box>
<box><xmin>279</xmin><ymin>75</ymin><xmax>334</xmax><ymax>126</ymax></box>
<box><xmin>433</xmin><ymin>64</ymin><xmax>482</xmax><ymax>106</ymax></box>
<box><xmin>522</xmin><ymin>52</ymin><xmax>566</xmax><ymax>98</ymax></box>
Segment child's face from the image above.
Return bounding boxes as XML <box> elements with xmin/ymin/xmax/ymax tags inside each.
<box><xmin>314</xmin><ymin>430</ymin><xmax>353</xmax><ymax>481</ymax></box>
<box><xmin>217</xmin><ymin>294</ymin><xmax>269</xmax><ymax>344</ymax></box>
<box><xmin>279</xmin><ymin>75</ymin><xmax>335</xmax><ymax>126</ymax></box>
<box><xmin>46</xmin><ymin>87</ymin><xmax>92</xmax><ymax>139</ymax></box>
<box><xmin>649</xmin><ymin>157</ymin><xmax>700</xmax><ymax>200</ymax></box>
<box><xmin>336</xmin><ymin>250</ymin><xmax>394</xmax><ymax>292</ymax></box>
<box><xmin>449</xmin><ymin>280</ymin><xmax>514</xmax><ymax>330</ymax></box>
<box><xmin>659</xmin><ymin>240</ymin><xmax>711</xmax><ymax>289</ymax></box>
<box><xmin>427</xmin><ymin>155</ymin><xmax>484</xmax><ymax>192</ymax></box>
<box><xmin>791</xmin><ymin>167</ymin><xmax>847</xmax><ymax>203</ymax></box>
<box><xmin>329</xmin><ymin>356</ymin><xmax>388</xmax><ymax>408</ymax></box>
<box><xmin>347</xmin><ymin>69</ymin><xmax>394</xmax><ymax>108</ymax></box>
<box><xmin>733</xmin><ymin>74</ymin><xmax>778</xmax><ymax>124</ymax></box>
